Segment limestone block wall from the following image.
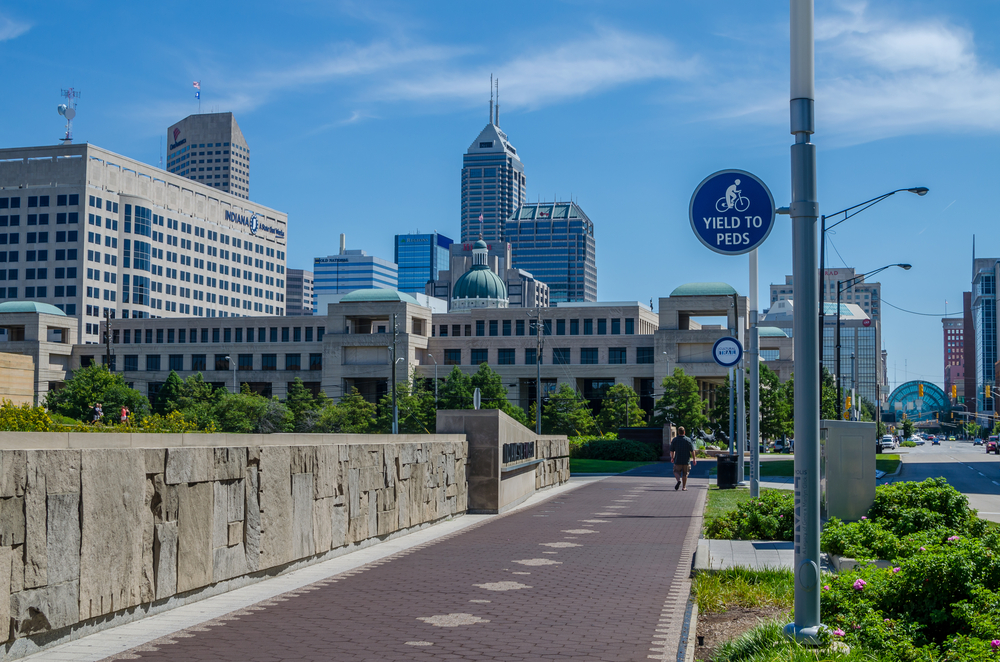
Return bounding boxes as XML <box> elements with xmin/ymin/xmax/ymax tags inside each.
<box><xmin>0</xmin><ymin>435</ymin><xmax>466</xmax><ymax>644</ymax></box>
<box><xmin>0</xmin><ymin>354</ymin><xmax>34</xmax><ymax>406</ymax></box>
<box><xmin>533</xmin><ymin>436</ymin><xmax>570</xmax><ymax>490</ymax></box>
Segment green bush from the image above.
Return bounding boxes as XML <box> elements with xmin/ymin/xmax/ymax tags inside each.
<box><xmin>0</xmin><ymin>400</ymin><xmax>56</xmax><ymax>431</ymax></box>
<box><xmin>705</xmin><ymin>490</ymin><xmax>794</xmax><ymax>540</ymax></box>
<box><xmin>900</xmin><ymin>440</ymin><xmax>918</xmax><ymax>447</ymax></box>
<box><xmin>568</xmin><ymin>435</ymin><xmax>657</xmax><ymax>462</ymax></box>
<box><xmin>869</xmin><ymin>478</ymin><xmax>975</xmax><ymax>533</ymax></box>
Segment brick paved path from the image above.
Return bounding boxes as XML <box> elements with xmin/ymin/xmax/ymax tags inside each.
<box><xmin>110</xmin><ymin>467</ymin><xmax>706</xmax><ymax>662</ymax></box>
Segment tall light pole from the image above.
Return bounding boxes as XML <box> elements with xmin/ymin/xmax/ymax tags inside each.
<box><xmin>391</xmin><ymin>313</ymin><xmax>399</xmax><ymax>434</ymax></box>
<box><xmin>527</xmin><ymin>310</ymin><xmax>544</xmax><ymax>435</ymax></box>
<box><xmin>818</xmin><ymin>187</ymin><xmax>927</xmax><ymax>383</ymax></box>
<box><xmin>225</xmin><ymin>355</ymin><xmax>236</xmax><ymax>394</ymax></box>
<box><xmin>787</xmin><ymin>0</ymin><xmax>822</xmax><ymax>643</ymax></box>
<box><xmin>836</xmin><ymin>264</ymin><xmax>911</xmax><ymax>419</ymax></box>
<box><xmin>428</xmin><ymin>353</ymin><xmax>438</xmax><ymax>409</ymax></box>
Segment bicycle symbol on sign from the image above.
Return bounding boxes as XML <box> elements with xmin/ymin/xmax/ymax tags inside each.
<box><xmin>716</xmin><ymin>179</ymin><xmax>750</xmax><ymax>213</ymax></box>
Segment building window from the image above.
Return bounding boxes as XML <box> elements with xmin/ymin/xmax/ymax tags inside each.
<box><xmin>611</xmin><ymin>319</ymin><xmax>621</xmax><ymax>335</ymax></box>
<box><xmin>285</xmin><ymin>354</ymin><xmax>301</xmax><ymax>370</ymax></box>
<box><xmin>282</xmin><ymin>327</ymin><xmax>290</xmax><ymax>342</ymax></box>
<box><xmin>489</xmin><ymin>320</ymin><xmax>498</xmax><ymax>336</ymax></box>
<box><xmin>525</xmin><ymin>348</ymin><xmax>538</xmax><ymax>365</ymax></box>
<box><xmin>471</xmin><ymin>348</ymin><xmax>488</xmax><ymax>365</ymax></box>
<box><xmin>451</xmin><ymin>324</ymin><xmax>461</xmax><ymax>337</ymax></box>
<box><xmin>581</xmin><ymin>348</ymin><xmax>598</xmax><ymax>364</ymax></box>
<box><xmin>439</xmin><ymin>324</ymin><xmax>448</xmax><ymax>337</ymax></box>
<box><xmin>516</xmin><ymin>320</ymin><xmax>525</xmax><ymax>336</ymax></box>
<box><xmin>476</xmin><ymin>320</ymin><xmax>485</xmax><ymax>337</ymax></box>
<box><xmin>553</xmin><ymin>348</ymin><xmax>570</xmax><ymax>365</ymax></box>
<box><xmin>498</xmin><ymin>349</ymin><xmax>515</xmax><ymax>365</ymax></box>
<box><xmin>309</xmin><ymin>353</ymin><xmax>322</xmax><ymax>371</ymax></box>
<box><xmin>556</xmin><ymin>319</ymin><xmax>566</xmax><ymax>335</ymax></box>
<box><xmin>570</xmin><ymin>319</ymin><xmax>579</xmax><ymax>335</ymax></box>
<box><xmin>191</xmin><ymin>354</ymin><xmax>207</xmax><ymax>371</ymax></box>
<box><xmin>625</xmin><ymin>318</ymin><xmax>635</xmax><ymax>335</ymax></box>
<box><xmin>502</xmin><ymin>320</ymin><xmax>511</xmax><ymax>336</ymax></box>
<box><xmin>597</xmin><ymin>319</ymin><xmax>607</xmax><ymax>335</ymax></box>
<box><xmin>262</xmin><ymin>354</ymin><xmax>277</xmax><ymax>370</ymax></box>
<box><xmin>215</xmin><ymin>354</ymin><xmax>229</xmax><ymax>371</ymax></box>
<box><xmin>609</xmin><ymin>348</ymin><xmax>627</xmax><ymax>365</ymax></box>
<box><xmin>584</xmin><ymin>319</ymin><xmax>593</xmax><ymax>335</ymax></box>
<box><xmin>239</xmin><ymin>354</ymin><xmax>253</xmax><ymax>370</ymax></box>
<box><xmin>146</xmin><ymin>355</ymin><xmax>161</xmax><ymax>371</ymax></box>
<box><xmin>444</xmin><ymin>349</ymin><xmax>461</xmax><ymax>365</ymax></box>
<box><xmin>637</xmin><ymin>347</ymin><xmax>654</xmax><ymax>364</ymax></box>
<box><xmin>124</xmin><ymin>355</ymin><xmax>138</xmax><ymax>372</ymax></box>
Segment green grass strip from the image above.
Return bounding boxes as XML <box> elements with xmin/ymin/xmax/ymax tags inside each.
<box><xmin>569</xmin><ymin>458</ymin><xmax>655</xmax><ymax>474</ymax></box>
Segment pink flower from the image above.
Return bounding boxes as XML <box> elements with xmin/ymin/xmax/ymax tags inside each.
<box><xmin>853</xmin><ymin>579</ymin><xmax>867</xmax><ymax>590</ymax></box>
<box><xmin>892</xmin><ymin>567</ymin><xmax>901</xmax><ymax>573</ymax></box>
<box><xmin>833</xmin><ymin>628</ymin><xmax>845</xmax><ymax>637</ymax></box>
<box><xmin>991</xmin><ymin>639</ymin><xmax>1000</xmax><ymax>651</ymax></box>
<box><xmin>948</xmin><ymin>536</ymin><xmax>960</xmax><ymax>541</ymax></box>
<box><xmin>919</xmin><ymin>547</ymin><xmax>926</xmax><ymax>551</ymax></box>
<box><xmin>823</xmin><ymin>585</ymin><xmax>830</xmax><ymax>590</ymax></box>
<box><xmin>861</xmin><ymin>516</ymin><xmax>867</xmax><ymax>520</ymax></box>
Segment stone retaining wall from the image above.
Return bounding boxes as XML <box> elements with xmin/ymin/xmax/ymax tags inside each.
<box><xmin>0</xmin><ymin>434</ymin><xmax>467</xmax><ymax>646</ymax></box>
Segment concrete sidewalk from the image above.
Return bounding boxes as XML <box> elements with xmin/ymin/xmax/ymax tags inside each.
<box><xmin>26</xmin><ymin>467</ymin><xmax>707</xmax><ymax>662</ymax></box>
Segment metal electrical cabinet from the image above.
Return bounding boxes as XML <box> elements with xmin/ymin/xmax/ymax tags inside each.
<box><xmin>820</xmin><ymin>420</ymin><xmax>876</xmax><ymax>522</ymax></box>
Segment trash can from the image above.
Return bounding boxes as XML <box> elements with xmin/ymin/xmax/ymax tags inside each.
<box><xmin>716</xmin><ymin>454</ymin><xmax>738</xmax><ymax>489</ymax></box>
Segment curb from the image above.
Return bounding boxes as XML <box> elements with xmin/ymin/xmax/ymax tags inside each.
<box><xmin>676</xmin><ymin>597</ymin><xmax>698</xmax><ymax>662</ymax></box>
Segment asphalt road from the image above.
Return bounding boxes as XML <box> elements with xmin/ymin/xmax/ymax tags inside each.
<box><xmin>886</xmin><ymin>439</ymin><xmax>1000</xmax><ymax>522</ymax></box>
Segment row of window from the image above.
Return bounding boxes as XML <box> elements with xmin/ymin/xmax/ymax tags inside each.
<box><xmin>113</xmin><ymin>352</ymin><xmax>321</xmax><ymax>373</ymax></box>
<box><xmin>0</xmin><ymin>250</ymin><xmax>78</xmax><ymax>263</ymax></box>
<box><xmin>0</xmin><ymin>195</ymin><xmax>81</xmax><ymax>209</ymax></box>
<box><xmin>440</xmin><ymin>347</ymin><xmax>655</xmax><ymax>366</ymax></box>
<box><xmin>112</xmin><ymin>325</ymin><xmax>326</xmax><ymax>345</ymax></box>
<box><xmin>436</xmin><ymin>317</ymin><xmax>637</xmax><ymax>338</ymax></box>
<box><xmin>0</xmin><ymin>212</ymin><xmax>80</xmax><ymax>226</ymax></box>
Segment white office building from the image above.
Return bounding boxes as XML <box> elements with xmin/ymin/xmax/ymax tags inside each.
<box><xmin>0</xmin><ymin>143</ymin><xmax>288</xmax><ymax>344</ymax></box>
<box><xmin>165</xmin><ymin>113</ymin><xmax>251</xmax><ymax>200</ymax></box>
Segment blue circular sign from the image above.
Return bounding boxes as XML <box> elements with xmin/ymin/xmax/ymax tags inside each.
<box><xmin>713</xmin><ymin>336</ymin><xmax>743</xmax><ymax>368</ymax></box>
<box><xmin>689</xmin><ymin>169</ymin><xmax>776</xmax><ymax>255</ymax></box>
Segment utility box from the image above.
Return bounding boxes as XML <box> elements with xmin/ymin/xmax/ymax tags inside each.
<box><xmin>821</xmin><ymin>420</ymin><xmax>876</xmax><ymax>522</ymax></box>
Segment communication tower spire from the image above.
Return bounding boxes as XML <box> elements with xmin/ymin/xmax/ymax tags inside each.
<box><xmin>57</xmin><ymin>88</ymin><xmax>80</xmax><ymax>145</ymax></box>
<box><xmin>489</xmin><ymin>74</ymin><xmax>493</xmax><ymax>125</ymax></box>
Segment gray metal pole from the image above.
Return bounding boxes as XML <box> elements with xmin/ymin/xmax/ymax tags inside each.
<box><xmin>728</xmin><ymin>367</ymin><xmax>734</xmax><ymax>455</ymax></box>
<box><xmin>392</xmin><ymin>313</ymin><xmax>398</xmax><ymax>435</ymax></box>
<box><xmin>737</xmin><ymin>365</ymin><xmax>746</xmax><ymax>482</ymax></box>
<box><xmin>750</xmin><ymin>250</ymin><xmax>760</xmax><ymax>497</ymax></box>
<box><xmin>786</xmin><ymin>0</ymin><xmax>823</xmax><ymax>643</ymax></box>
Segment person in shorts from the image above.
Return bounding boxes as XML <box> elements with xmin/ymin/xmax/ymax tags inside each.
<box><xmin>669</xmin><ymin>426</ymin><xmax>697</xmax><ymax>491</ymax></box>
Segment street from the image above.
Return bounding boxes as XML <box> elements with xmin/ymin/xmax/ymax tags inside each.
<box><xmin>885</xmin><ymin>439</ymin><xmax>1000</xmax><ymax>523</ymax></box>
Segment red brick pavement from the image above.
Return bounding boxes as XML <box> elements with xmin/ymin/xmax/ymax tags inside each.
<box><xmin>110</xmin><ymin>467</ymin><xmax>706</xmax><ymax>662</ymax></box>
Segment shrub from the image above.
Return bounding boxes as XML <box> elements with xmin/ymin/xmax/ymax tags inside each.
<box><xmin>705</xmin><ymin>490</ymin><xmax>794</xmax><ymax>540</ymax></box>
<box><xmin>869</xmin><ymin>478</ymin><xmax>974</xmax><ymax>532</ymax></box>
<box><xmin>0</xmin><ymin>400</ymin><xmax>56</xmax><ymax>431</ymax></box>
<box><xmin>569</xmin><ymin>436</ymin><xmax>657</xmax><ymax>462</ymax></box>
<box><xmin>900</xmin><ymin>440</ymin><xmax>918</xmax><ymax>447</ymax></box>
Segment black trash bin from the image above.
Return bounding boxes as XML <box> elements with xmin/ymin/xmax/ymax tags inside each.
<box><xmin>716</xmin><ymin>454</ymin><xmax>738</xmax><ymax>489</ymax></box>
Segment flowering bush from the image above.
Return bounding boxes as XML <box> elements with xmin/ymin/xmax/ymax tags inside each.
<box><xmin>0</xmin><ymin>399</ymin><xmax>56</xmax><ymax>431</ymax></box>
<box><xmin>705</xmin><ymin>490</ymin><xmax>794</xmax><ymax>540</ymax></box>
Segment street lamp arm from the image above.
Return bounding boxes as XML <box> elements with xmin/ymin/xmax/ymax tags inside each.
<box><xmin>825</xmin><ymin>188</ymin><xmax>928</xmax><ymax>231</ymax></box>
<box><xmin>837</xmin><ymin>264</ymin><xmax>911</xmax><ymax>294</ymax></box>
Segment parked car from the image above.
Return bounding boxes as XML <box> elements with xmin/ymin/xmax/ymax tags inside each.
<box><xmin>987</xmin><ymin>439</ymin><xmax>999</xmax><ymax>455</ymax></box>
<box><xmin>879</xmin><ymin>435</ymin><xmax>896</xmax><ymax>451</ymax></box>
<box><xmin>909</xmin><ymin>436</ymin><xmax>925</xmax><ymax>446</ymax></box>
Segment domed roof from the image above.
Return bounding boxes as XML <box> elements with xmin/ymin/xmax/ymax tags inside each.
<box><xmin>339</xmin><ymin>289</ymin><xmax>420</xmax><ymax>304</ymax></box>
<box><xmin>474</xmin><ymin>239</ymin><xmax>488</xmax><ymax>249</ymax></box>
<box><xmin>758</xmin><ymin>326</ymin><xmax>788</xmax><ymax>337</ymax></box>
<box><xmin>453</xmin><ymin>265</ymin><xmax>507</xmax><ymax>301</ymax></box>
<box><xmin>0</xmin><ymin>301</ymin><xmax>67</xmax><ymax>316</ymax></box>
<box><xmin>669</xmin><ymin>282</ymin><xmax>738</xmax><ymax>297</ymax></box>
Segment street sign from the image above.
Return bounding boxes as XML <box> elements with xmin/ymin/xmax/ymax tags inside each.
<box><xmin>712</xmin><ymin>337</ymin><xmax>743</xmax><ymax>368</ymax></box>
<box><xmin>689</xmin><ymin>169</ymin><xmax>776</xmax><ymax>255</ymax></box>
<box><xmin>863</xmin><ymin>318</ymin><xmax>871</xmax><ymax>327</ymax></box>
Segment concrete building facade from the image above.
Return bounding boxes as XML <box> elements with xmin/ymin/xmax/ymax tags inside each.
<box><xmin>770</xmin><ymin>267</ymin><xmax>884</xmax><ymax>322</ymax></box>
<box><xmin>166</xmin><ymin>113</ymin><xmax>251</xmax><ymax>199</ymax></box>
<box><xmin>426</xmin><ymin>240</ymin><xmax>549</xmax><ymax>311</ymax></box>
<box><xmin>285</xmin><ymin>268</ymin><xmax>315</xmax><ymax>316</ymax></box>
<box><xmin>943</xmin><ymin>316</ymin><xmax>964</xmax><ymax>403</ymax></box>
<box><xmin>507</xmin><ymin>201</ymin><xmax>597</xmax><ymax>303</ymax></box>
<box><xmin>313</xmin><ymin>237</ymin><xmax>397</xmax><ymax>302</ymax></box>
<box><xmin>0</xmin><ymin>143</ymin><xmax>288</xmax><ymax>344</ymax></box>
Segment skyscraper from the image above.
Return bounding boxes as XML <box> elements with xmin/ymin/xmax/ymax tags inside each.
<box><xmin>460</xmin><ymin>96</ymin><xmax>525</xmax><ymax>243</ymax></box>
<box><xmin>506</xmin><ymin>201</ymin><xmax>597</xmax><ymax>303</ymax></box>
<box><xmin>313</xmin><ymin>235</ymin><xmax>397</xmax><ymax>305</ymax></box>
<box><xmin>166</xmin><ymin>113</ymin><xmax>251</xmax><ymax>199</ymax></box>
<box><xmin>394</xmin><ymin>232</ymin><xmax>453</xmax><ymax>294</ymax></box>
<box><xmin>285</xmin><ymin>269</ymin><xmax>315</xmax><ymax>316</ymax></box>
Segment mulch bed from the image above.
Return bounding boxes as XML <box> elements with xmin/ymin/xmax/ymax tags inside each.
<box><xmin>694</xmin><ymin>606</ymin><xmax>789</xmax><ymax>661</ymax></box>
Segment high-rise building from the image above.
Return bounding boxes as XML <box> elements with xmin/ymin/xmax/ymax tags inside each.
<box><xmin>770</xmin><ymin>267</ymin><xmax>884</xmax><ymax>322</ymax></box>
<box><xmin>0</xmin><ymin>143</ymin><xmax>287</xmax><ymax>344</ymax></box>
<box><xmin>426</xmin><ymin>240</ymin><xmax>549</xmax><ymax>310</ymax></box>
<box><xmin>313</xmin><ymin>235</ymin><xmax>397</xmax><ymax>304</ymax></box>
<box><xmin>971</xmin><ymin>258</ymin><xmax>999</xmax><ymax>419</ymax></box>
<box><xmin>507</xmin><ymin>201</ymin><xmax>597</xmax><ymax>303</ymax></box>
<box><xmin>963</xmin><ymin>291</ymin><xmax>976</xmax><ymax>415</ymax></box>
<box><xmin>943</xmin><ymin>316</ymin><xmax>964</xmax><ymax>403</ymax></box>
<box><xmin>166</xmin><ymin>113</ymin><xmax>251</xmax><ymax>199</ymax></box>
<box><xmin>394</xmin><ymin>232</ymin><xmax>453</xmax><ymax>294</ymax></box>
<box><xmin>460</xmin><ymin>104</ymin><xmax>525</xmax><ymax>243</ymax></box>
<box><xmin>286</xmin><ymin>269</ymin><xmax>315</xmax><ymax>316</ymax></box>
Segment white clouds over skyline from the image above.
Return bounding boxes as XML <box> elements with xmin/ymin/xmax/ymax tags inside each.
<box><xmin>0</xmin><ymin>14</ymin><xmax>29</xmax><ymax>42</ymax></box>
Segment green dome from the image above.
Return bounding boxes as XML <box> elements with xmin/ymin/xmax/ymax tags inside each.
<box><xmin>758</xmin><ymin>326</ymin><xmax>788</xmax><ymax>338</ymax></box>
<box><xmin>669</xmin><ymin>282</ymin><xmax>738</xmax><ymax>297</ymax></box>
<box><xmin>453</xmin><ymin>265</ymin><xmax>507</xmax><ymax>301</ymax></box>
<box><xmin>340</xmin><ymin>289</ymin><xmax>420</xmax><ymax>304</ymax></box>
<box><xmin>474</xmin><ymin>239</ymin><xmax>488</xmax><ymax>249</ymax></box>
<box><xmin>0</xmin><ymin>301</ymin><xmax>67</xmax><ymax>316</ymax></box>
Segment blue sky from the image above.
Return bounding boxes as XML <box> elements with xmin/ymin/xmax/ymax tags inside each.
<box><xmin>1</xmin><ymin>0</ymin><xmax>996</xmax><ymax>393</ymax></box>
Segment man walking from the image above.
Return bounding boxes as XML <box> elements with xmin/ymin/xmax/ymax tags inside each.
<box><xmin>669</xmin><ymin>426</ymin><xmax>697</xmax><ymax>491</ymax></box>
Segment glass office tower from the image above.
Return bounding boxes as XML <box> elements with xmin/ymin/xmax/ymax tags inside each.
<box><xmin>506</xmin><ymin>201</ymin><xmax>597</xmax><ymax>303</ymax></box>
<box><xmin>461</xmin><ymin>119</ymin><xmax>525</xmax><ymax>244</ymax></box>
<box><xmin>394</xmin><ymin>233</ymin><xmax>453</xmax><ymax>295</ymax></box>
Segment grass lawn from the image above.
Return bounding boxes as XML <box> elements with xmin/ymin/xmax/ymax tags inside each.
<box><xmin>693</xmin><ymin>566</ymin><xmax>794</xmax><ymax>613</ymax></box>
<box><xmin>703</xmin><ymin>485</ymin><xmax>792</xmax><ymax>532</ymax></box>
<box><xmin>569</xmin><ymin>459</ymin><xmax>656</xmax><ymax>474</ymax></box>
<box><xmin>708</xmin><ymin>454</ymin><xmax>902</xmax><ymax>477</ymax></box>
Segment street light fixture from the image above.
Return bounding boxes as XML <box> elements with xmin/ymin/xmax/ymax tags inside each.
<box><xmin>819</xmin><ymin>187</ymin><xmax>928</xmax><ymax>383</ymax></box>
<box><xmin>427</xmin><ymin>353</ymin><xmax>438</xmax><ymax>410</ymax></box>
<box><xmin>224</xmin><ymin>355</ymin><xmax>236</xmax><ymax>394</ymax></box>
<box><xmin>835</xmin><ymin>263</ymin><xmax>911</xmax><ymax>419</ymax></box>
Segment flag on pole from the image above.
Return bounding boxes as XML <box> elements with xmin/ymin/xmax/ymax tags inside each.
<box><xmin>195</xmin><ymin>91</ymin><xmax>200</xmax><ymax>99</ymax></box>
<box><xmin>193</xmin><ymin>81</ymin><xmax>201</xmax><ymax>90</ymax></box>
<box><xmin>478</xmin><ymin>213</ymin><xmax>483</xmax><ymax>223</ymax></box>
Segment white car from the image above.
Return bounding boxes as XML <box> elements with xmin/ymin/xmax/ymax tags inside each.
<box><xmin>909</xmin><ymin>436</ymin><xmax>925</xmax><ymax>446</ymax></box>
<box><xmin>879</xmin><ymin>435</ymin><xmax>896</xmax><ymax>451</ymax></box>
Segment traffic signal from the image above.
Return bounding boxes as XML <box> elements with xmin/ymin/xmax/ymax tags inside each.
<box><xmin>988</xmin><ymin>385</ymin><xmax>992</xmax><ymax>399</ymax></box>
<box><xmin>918</xmin><ymin>383</ymin><xmax>924</xmax><ymax>397</ymax></box>
<box><xmin>952</xmin><ymin>384</ymin><xmax>958</xmax><ymax>399</ymax></box>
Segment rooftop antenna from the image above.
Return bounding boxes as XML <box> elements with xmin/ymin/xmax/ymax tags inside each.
<box><xmin>495</xmin><ymin>78</ymin><xmax>499</xmax><ymax>126</ymax></box>
<box><xmin>57</xmin><ymin>88</ymin><xmax>80</xmax><ymax>145</ymax></box>
<box><xmin>489</xmin><ymin>74</ymin><xmax>493</xmax><ymax>125</ymax></box>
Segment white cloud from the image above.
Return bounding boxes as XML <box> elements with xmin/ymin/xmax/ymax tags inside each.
<box><xmin>0</xmin><ymin>15</ymin><xmax>30</xmax><ymax>41</ymax></box>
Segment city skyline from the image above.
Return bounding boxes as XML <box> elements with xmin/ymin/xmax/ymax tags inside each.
<box><xmin>1</xmin><ymin>1</ymin><xmax>998</xmax><ymax>392</ymax></box>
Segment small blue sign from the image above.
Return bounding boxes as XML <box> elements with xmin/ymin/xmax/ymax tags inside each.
<box><xmin>689</xmin><ymin>169</ymin><xmax>776</xmax><ymax>256</ymax></box>
<box><xmin>713</xmin><ymin>337</ymin><xmax>743</xmax><ymax>368</ymax></box>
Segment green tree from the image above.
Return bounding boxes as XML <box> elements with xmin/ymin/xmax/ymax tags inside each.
<box><xmin>653</xmin><ymin>367</ymin><xmax>708</xmax><ymax>435</ymax></box>
<box><xmin>877</xmin><ymin>420</ymin><xmax>887</xmax><ymax>437</ymax></box>
<box><xmin>45</xmin><ymin>364</ymin><xmax>150</xmax><ymax>423</ymax></box>
<box><xmin>542</xmin><ymin>383</ymin><xmax>596</xmax><ymax>435</ymax></box>
<box><xmin>376</xmin><ymin>377</ymin><xmax>437</xmax><ymax>434</ymax></box>
<box><xmin>214</xmin><ymin>389</ymin><xmax>293</xmax><ymax>434</ymax></box>
<box><xmin>171</xmin><ymin>373</ymin><xmax>224</xmax><ymax>429</ymax></box>
<box><xmin>438</xmin><ymin>366</ymin><xmax>473</xmax><ymax>410</ymax></box>
<box><xmin>285</xmin><ymin>378</ymin><xmax>319</xmax><ymax>432</ymax></box>
<box><xmin>596</xmin><ymin>383</ymin><xmax>645</xmax><ymax>432</ymax></box>
<box><xmin>901</xmin><ymin>417</ymin><xmax>915</xmax><ymax>439</ymax></box>
<box><xmin>156</xmin><ymin>371</ymin><xmax>184</xmax><ymax>415</ymax></box>
<box><xmin>315</xmin><ymin>388</ymin><xmax>376</xmax><ymax>433</ymax></box>
<box><xmin>759</xmin><ymin>364</ymin><xmax>791</xmax><ymax>440</ymax></box>
<box><xmin>469</xmin><ymin>363</ymin><xmax>529</xmax><ymax>426</ymax></box>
